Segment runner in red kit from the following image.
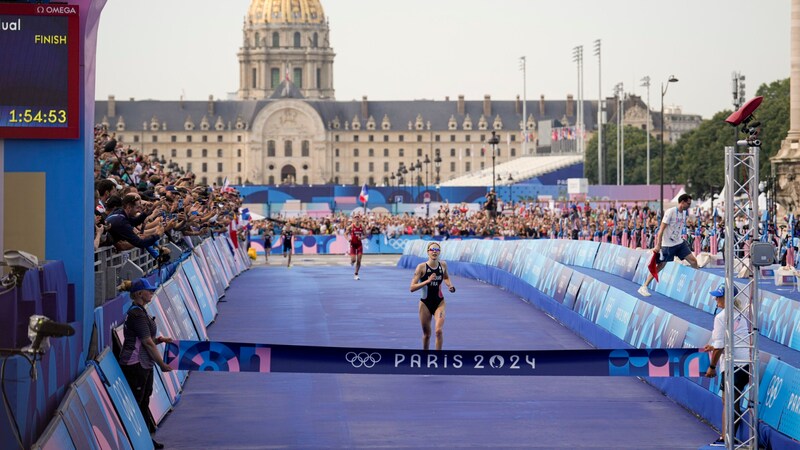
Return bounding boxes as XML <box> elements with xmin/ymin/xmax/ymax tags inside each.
<box><xmin>346</xmin><ymin>215</ymin><xmax>365</xmax><ymax>280</ymax></box>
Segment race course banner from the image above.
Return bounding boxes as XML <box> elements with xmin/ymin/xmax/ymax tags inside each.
<box><xmin>164</xmin><ymin>340</ymin><xmax>709</xmax><ymax>377</ymax></box>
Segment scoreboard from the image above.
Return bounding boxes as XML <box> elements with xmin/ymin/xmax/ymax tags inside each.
<box><xmin>0</xmin><ymin>3</ymin><xmax>79</xmax><ymax>139</ymax></box>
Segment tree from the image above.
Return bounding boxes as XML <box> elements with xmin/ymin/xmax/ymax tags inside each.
<box><xmin>584</xmin><ymin>77</ymin><xmax>789</xmax><ymax>200</ymax></box>
<box><xmin>585</xmin><ymin>123</ymin><xmax>670</xmax><ymax>185</ymax></box>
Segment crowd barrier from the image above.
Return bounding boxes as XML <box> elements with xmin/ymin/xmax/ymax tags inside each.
<box><xmin>399</xmin><ymin>239</ymin><xmax>800</xmax><ymax>449</ymax></box>
<box><xmin>0</xmin><ymin>235</ymin><xmax>250</xmax><ymax>450</ymax></box>
<box><xmin>249</xmin><ymin>233</ymin><xmax>520</xmax><ymax>256</ymax></box>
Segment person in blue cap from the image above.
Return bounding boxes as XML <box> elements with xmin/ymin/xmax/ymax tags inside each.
<box><xmin>119</xmin><ymin>278</ymin><xmax>173</xmax><ymax>449</ymax></box>
<box><xmin>703</xmin><ymin>282</ymin><xmax>749</xmax><ymax>447</ymax></box>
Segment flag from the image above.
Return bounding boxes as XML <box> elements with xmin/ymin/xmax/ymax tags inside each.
<box><xmin>648</xmin><ymin>250</ymin><xmax>660</xmax><ymax>282</ymax></box>
<box><xmin>359</xmin><ymin>183</ymin><xmax>369</xmax><ymax>204</ymax></box>
<box><xmin>285</xmin><ymin>67</ymin><xmax>290</xmax><ymax>83</ymax></box>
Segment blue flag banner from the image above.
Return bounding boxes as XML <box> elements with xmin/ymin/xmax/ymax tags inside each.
<box><xmin>164</xmin><ymin>340</ymin><xmax>709</xmax><ymax>377</ymax></box>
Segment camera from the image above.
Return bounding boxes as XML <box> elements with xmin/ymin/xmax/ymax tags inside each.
<box><xmin>1</xmin><ymin>250</ymin><xmax>39</xmax><ymax>288</ymax></box>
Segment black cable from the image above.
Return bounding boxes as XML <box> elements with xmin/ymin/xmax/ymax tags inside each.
<box><xmin>1</xmin><ymin>352</ymin><xmax>36</xmax><ymax>450</ymax></box>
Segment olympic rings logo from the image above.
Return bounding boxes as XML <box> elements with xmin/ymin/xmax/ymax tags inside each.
<box><xmin>345</xmin><ymin>351</ymin><xmax>382</xmax><ymax>368</ymax></box>
<box><xmin>764</xmin><ymin>376</ymin><xmax>783</xmax><ymax>409</ymax></box>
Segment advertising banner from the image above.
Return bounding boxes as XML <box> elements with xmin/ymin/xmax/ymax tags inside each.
<box><xmin>165</xmin><ymin>340</ymin><xmax>709</xmax><ymax>377</ymax></box>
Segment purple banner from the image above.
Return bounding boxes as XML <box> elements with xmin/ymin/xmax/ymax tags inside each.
<box><xmin>164</xmin><ymin>340</ymin><xmax>709</xmax><ymax>377</ymax></box>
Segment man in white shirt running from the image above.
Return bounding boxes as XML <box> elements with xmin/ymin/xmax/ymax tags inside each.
<box><xmin>638</xmin><ymin>193</ymin><xmax>698</xmax><ymax>297</ymax></box>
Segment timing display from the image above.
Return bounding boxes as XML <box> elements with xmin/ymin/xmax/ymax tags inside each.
<box><xmin>0</xmin><ymin>4</ymin><xmax>79</xmax><ymax>139</ymax></box>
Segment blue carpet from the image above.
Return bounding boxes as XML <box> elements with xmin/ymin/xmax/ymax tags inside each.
<box><xmin>155</xmin><ymin>263</ymin><xmax>719</xmax><ymax>449</ymax></box>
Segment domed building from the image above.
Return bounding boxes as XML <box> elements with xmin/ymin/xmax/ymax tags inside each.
<box><xmin>238</xmin><ymin>0</ymin><xmax>335</xmax><ymax>100</ymax></box>
<box><xmin>95</xmin><ymin>0</ymin><xmax>594</xmax><ymax>188</ymax></box>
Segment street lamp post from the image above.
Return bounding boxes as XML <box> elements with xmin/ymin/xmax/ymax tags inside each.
<box><xmin>488</xmin><ymin>131</ymin><xmax>499</xmax><ymax>193</ymax></box>
<box><xmin>659</xmin><ymin>75</ymin><xmax>679</xmax><ymax>215</ymax></box>
<box><xmin>641</xmin><ymin>76</ymin><xmax>651</xmax><ymax>185</ymax></box>
<box><xmin>508</xmin><ymin>174</ymin><xmax>515</xmax><ymax>212</ymax></box>
<box><xmin>423</xmin><ymin>154</ymin><xmax>430</xmax><ymax>190</ymax></box>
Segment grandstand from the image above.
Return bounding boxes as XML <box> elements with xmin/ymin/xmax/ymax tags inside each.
<box><xmin>440</xmin><ymin>154</ymin><xmax>584</xmax><ymax>187</ymax></box>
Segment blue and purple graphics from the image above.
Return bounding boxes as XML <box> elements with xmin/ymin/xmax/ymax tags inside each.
<box><xmin>164</xmin><ymin>340</ymin><xmax>709</xmax><ymax>377</ymax></box>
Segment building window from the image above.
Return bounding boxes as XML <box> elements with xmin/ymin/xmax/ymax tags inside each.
<box><xmin>466</xmin><ymin>135</ymin><xmax>471</xmax><ymax>142</ymax></box>
<box><xmin>368</xmin><ymin>162</ymin><xmax>374</xmax><ymax>172</ymax></box>
<box><xmin>417</xmin><ymin>148</ymin><xmax>423</xmax><ymax>157</ymax></box>
<box><xmin>237</xmin><ymin>149</ymin><xmax>242</xmax><ymax>157</ymax></box>
<box><xmin>316</xmin><ymin>68</ymin><xmax>321</xmax><ymax>89</ymax></box>
<box><xmin>293</xmin><ymin>68</ymin><xmax>302</xmax><ymax>88</ymax></box>
<box><xmin>267</xmin><ymin>140</ymin><xmax>276</xmax><ymax>157</ymax></box>
<box><xmin>399</xmin><ymin>148</ymin><xmax>404</xmax><ymax>157</ymax></box>
<box><xmin>293</xmin><ymin>32</ymin><xmax>301</xmax><ymax>48</ymax></box>
<box><xmin>466</xmin><ymin>148</ymin><xmax>471</xmax><ymax>157</ymax></box>
<box><xmin>186</xmin><ymin>162</ymin><xmax>192</xmax><ymax>172</ymax></box>
<box><xmin>354</xmin><ymin>176</ymin><xmax>359</xmax><ymax>185</ymax></box>
<box><xmin>335</xmin><ymin>135</ymin><xmax>339</xmax><ymax>142</ymax></box>
<box><xmin>384</xmin><ymin>162</ymin><xmax>389</xmax><ymax>171</ymax></box>
<box><xmin>202</xmin><ymin>135</ymin><xmax>208</xmax><ymax>142</ymax></box>
<box><xmin>383</xmin><ymin>148</ymin><xmax>389</xmax><ymax>157</ymax></box>
<box><xmin>450</xmin><ymin>161</ymin><xmax>456</xmax><ymax>172</ymax></box>
<box><xmin>354</xmin><ymin>148</ymin><xmax>359</xmax><ymax>157</ymax></box>
<box><xmin>217</xmin><ymin>163</ymin><xmax>223</xmax><ymax>172</ymax></box>
<box><xmin>369</xmin><ymin>135</ymin><xmax>374</xmax><ymax>142</ymax></box>
<box><xmin>302</xmin><ymin>140</ymin><xmax>309</xmax><ymax>157</ymax></box>
<box><xmin>237</xmin><ymin>162</ymin><xmax>241</xmax><ymax>171</ymax></box>
<box><xmin>202</xmin><ymin>162</ymin><xmax>207</xmax><ymax>172</ymax></box>
<box><xmin>217</xmin><ymin>135</ymin><xmax>223</xmax><ymax>142</ymax></box>
<box><xmin>335</xmin><ymin>148</ymin><xmax>340</xmax><ymax>157</ymax></box>
<box><xmin>335</xmin><ymin>162</ymin><xmax>340</xmax><ymax>172</ymax></box>
<box><xmin>151</xmin><ymin>135</ymin><xmax>157</xmax><ymax>143</ymax></box>
<box><xmin>284</xmin><ymin>140</ymin><xmax>293</xmax><ymax>157</ymax></box>
<box><xmin>272</xmin><ymin>32</ymin><xmax>279</xmax><ymax>48</ymax></box>
<box><xmin>354</xmin><ymin>162</ymin><xmax>359</xmax><ymax>172</ymax></box>
<box><xmin>450</xmin><ymin>148</ymin><xmax>456</xmax><ymax>157</ymax></box>
<box><xmin>511</xmin><ymin>148</ymin><xmax>516</xmax><ymax>157</ymax></box>
<box><xmin>271</xmin><ymin>68</ymin><xmax>279</xmax><ymax>88</ymax></box>
<box><xmin>237</xmin><ymin>135</ymin><xmax>242</xmax><ymax>142</ymax></box>
<box><xmin>171</xmin><ymin>135</ymin><xmax>177</xmax><ymax>142</ymax></box>
<box><xmin>399</xmin><ymin>135</ymin><xmax>404</xmax><ymax>142</ymax></box>
<box><xmin>353</xmin><ymin>135</ymin><xmax>359</xmax><ymax>142</ymax></box>
<box><xmin>187</xmin><ymin>149</ymin><xmax>193</xmax><ymax>157</ymax></box>
<box><xmin>133</xmin><ymin>135</ymin><xmax>139</xmax><ymax>143</ymax></box>
<box><xmin>417</xmin><ymin>135</ymin><xmax>423</xmax><ymax>142</ymax></box>
<box><xmin>368</xmin><ymin>148</ymin><xmax>374</xmax><ymax>157</ymax></box>
<box><xmin>171</xmin><ymin>149</ymin><xmax>177</xmax><ymax>157</ymax></box>
<box><xmin>217</xmin><ymin>177</ymin><xmax>223</xmax><ymax>186</ymax></box>
<box><xmin>251</xmin><ymin>67</ymin><xmax>257</xmax><ymax>89</ymax></box>
<box><xmin>201</xmin><ymin>177</ymin><xmax>208</xmax><ymax>185</ymax></box>
<box><xmin>466</xmin><ymin>162</ymin><xmax>471</xmax><ymax>172</ymax></box>
<box><xmin>217</xmin><ymin>149</ymin><xmax>223</xmax><ymax>157</ymax></box>
<box><xmin>268</xmin><ymin>175</ymin><xmax>275</xmax><ymax>184</ymax></box>
<box><xmin>186</xmin><ymin>135</ymin><xmax>192</xmax><ymax>143</ymax></box>
<box><xmin>202</xmin><ymin>149</ymin><xmax>208</xmax><ymax>157</ymax></box>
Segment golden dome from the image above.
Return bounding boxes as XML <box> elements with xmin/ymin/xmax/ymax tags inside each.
<box><xmin>248</xmin><ymin>0</ymin><xmax>326</xmax><ymax>25</ymax></box>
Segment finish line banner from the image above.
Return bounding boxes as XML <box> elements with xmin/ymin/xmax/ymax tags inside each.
<box><xmin>164</xmin><ymin>341</ymin><xmax>709</xmax><ymax>377</ymax></box>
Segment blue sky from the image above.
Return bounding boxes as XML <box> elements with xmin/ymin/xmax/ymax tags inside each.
<box><xmin>95</xmin><ymin>0</ymin><xmax>791</xmax><ymax>119</ymax></box>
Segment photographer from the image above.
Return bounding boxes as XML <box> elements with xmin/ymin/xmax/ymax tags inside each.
<box><xmin>484</xmin><ymin>189</ymin><xmax>498</xmax><ymax>221</ymax></box>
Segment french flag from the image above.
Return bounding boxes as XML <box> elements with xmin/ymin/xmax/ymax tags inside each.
<box><xmin>359</xmin><ymin>183</ymin><xmax>369</xmax><ymax>204</ymax></box>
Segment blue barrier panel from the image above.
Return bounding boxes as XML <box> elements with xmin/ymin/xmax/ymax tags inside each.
<box><xmin>57</xmin><ymin>389</ymin><xmax>97</xmax><ymax>449</ymax></box>
<box><xmin>595</xmin><ymin>287</ymin><xmax>637</xmax><ymax>340</ymax></box>
<box><xmin>30</xmin><ymin>414</ymin><xmax>75</xmax><ymax>450</ymax></box>
<box><xmin>155</xmin><ymin>283</ymin><xmax>200</xmax><ymax>342</ymax></box>
<box><xmin>72</xmin><ymin>366</ymin><xmax>133</xmax><ymax>449</ymax></box>
<box><xmin>165</xmin><ymin>273</ymin><xmax>209</xmax><ymax>341</ymax></box>
<box><xmin>574</xmin><ymin>277</ymin><xmax>610</xmax><ymax>322</ymax></box>
<box><xmin>181</xmin><ymin>259</ymin><xmax>217</xmax><ymax>326</ymax></box>
<box><xmin>96</xmin><ymin>349</ymin><xmax>152</xmax><ymax>449</ymax></box>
